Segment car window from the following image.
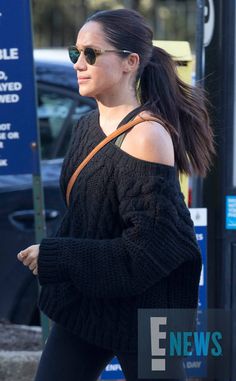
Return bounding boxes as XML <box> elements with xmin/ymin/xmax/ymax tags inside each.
<box><xmin>56</xmin><ymin>104</ymin><xmax>93</xmax><ymax>158</ymax></box>
<box><xmin>37</xmin><ymin>86</ymin><xmax>76</xmax><ymax>160</ymax></box>
<box><xmin>71</xmin><ymin>105</ymin><xmax>93</xmax><ymax>122</ymax></box>
<box><xmin>37</xmin><ymin>85</ymin><xmax>95</xmax><ymax>160</ymax></box>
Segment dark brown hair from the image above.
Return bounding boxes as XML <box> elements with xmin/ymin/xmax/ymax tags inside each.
<box><xmin>86</xmin><ymin>8</ymin><xmax>216</xmax><ymax>177</ymax></box>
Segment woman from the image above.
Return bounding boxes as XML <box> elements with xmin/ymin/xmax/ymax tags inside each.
<box><xmin>17</xmin><ymin>8</ymin><xmax>215</xmax><ymax>381</ymax></box>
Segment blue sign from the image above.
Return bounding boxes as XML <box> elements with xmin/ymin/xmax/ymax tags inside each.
<box><xmin>100</xmin><ymin>208</ymin><xmax>208</xmax><ymax>380</ymax></box>
<box><xmin>99</xmin><ymin>356</ymin><xmax>124</xmax><ymax>380</ymax></box>
<box><xmin>226</xmin><ymin>195</ymin><xmax>236</xmax><ymax>229</ymax></box>
<box><xmin>0</xmin><ymin>0</ymin><xmax>40</xmax><ymax>175</ymax></box>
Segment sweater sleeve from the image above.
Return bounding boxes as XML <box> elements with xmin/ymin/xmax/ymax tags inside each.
<box><xmin>38</xmin><ymin>169</ymin><xmax>202</xmax><ymax>298</ymax></box>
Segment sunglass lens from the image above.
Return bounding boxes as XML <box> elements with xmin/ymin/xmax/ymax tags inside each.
<box><xmin>68</xmin><ymin>47</ymin><xmax>80</xmax><ymax>64</ymax></box>
<box><xmin>84</xmin><ymin>48</ymin><xmax>96</xmax><ymax>65</ymax></box>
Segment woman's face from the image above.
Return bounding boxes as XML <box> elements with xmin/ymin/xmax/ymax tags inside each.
<box><xmin>73</xmin><ymin>21</ymin><xmax>132</xmax><ymax>100</ymax></box>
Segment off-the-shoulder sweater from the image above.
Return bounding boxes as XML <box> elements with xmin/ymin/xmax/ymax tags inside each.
<box><xmin>37</xmin><ymin>108</ymin><xmax>202</xmax><ymax>353</ymax></box>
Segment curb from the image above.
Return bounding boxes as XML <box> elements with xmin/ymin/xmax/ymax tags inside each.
<box><xmin>0</xmin><ymin>350</ymin><xmax>42</xmax><ymax>381</ymax></box>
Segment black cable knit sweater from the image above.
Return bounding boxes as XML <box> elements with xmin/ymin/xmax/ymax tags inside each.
<box><xmin>37</xmin><ymin>108</ymin><xmax>202</xmax><ymax>353</ymax></box>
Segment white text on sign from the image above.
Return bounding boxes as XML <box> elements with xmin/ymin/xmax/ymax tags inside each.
<box><xmin>0</xmin><ymin>48</ymin><xmax>19</xmax><ymax>60</ymax></box>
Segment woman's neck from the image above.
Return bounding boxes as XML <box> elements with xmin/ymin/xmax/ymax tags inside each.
<box><xmin>97</xmin><ymin>100</ymin><xmax>141</xmax><ymax>133</ymax></box>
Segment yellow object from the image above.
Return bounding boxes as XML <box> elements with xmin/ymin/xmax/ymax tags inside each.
<box><xmin>153</xmin><ymin>40</ymin><xmax>193</xmax><ymax>206</ymax></box>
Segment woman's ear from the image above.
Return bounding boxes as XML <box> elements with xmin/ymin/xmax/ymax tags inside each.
<box><xmin>123</xmin><ymin>53</ymin><xmax>140</xmax><ymax>73</ymax></box>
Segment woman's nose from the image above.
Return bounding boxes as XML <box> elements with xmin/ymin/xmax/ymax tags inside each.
<box><xmin>73</xmin><ymin>52</ymin><xmax>87</xmax><ymax>71</ymax></box>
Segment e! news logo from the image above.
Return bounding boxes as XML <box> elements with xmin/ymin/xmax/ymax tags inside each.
<box><xmin>150</xmin><ymin>316</ymin><xmax>222</xmax><ymax>372</ymax></box>
<box><xmin>138</xmin><ymin>309</ymin><xmax>232</xmax><ymax>379</ymax></box>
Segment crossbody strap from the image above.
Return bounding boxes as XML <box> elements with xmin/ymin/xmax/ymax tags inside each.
<box><xmin>66</xmin><ymin>114</ymin><xmax>162</xmax><ymax>207</ymax></box>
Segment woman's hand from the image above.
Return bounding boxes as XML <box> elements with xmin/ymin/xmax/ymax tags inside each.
<box><xmin>17</xmin><ymin>244</ymin><xmax>39</xmax><ymax>275</ymax></box>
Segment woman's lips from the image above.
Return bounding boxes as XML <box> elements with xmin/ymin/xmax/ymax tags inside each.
<box><xmin>78</xmin><ymin>77</ymin><xmax>90</xmax><ymax>83</ymax></box>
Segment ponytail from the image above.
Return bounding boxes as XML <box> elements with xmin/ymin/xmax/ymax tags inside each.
<box><xmin>137</xmin><ymin>46</ymin><xmax>216</xmax><ymax>178</ymax></box>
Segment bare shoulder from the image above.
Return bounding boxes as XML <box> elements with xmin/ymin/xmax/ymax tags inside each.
<box><xmin>121</xmin><ymin>111</ymin><xmax>175</xmax><ymax>166</ymax></box>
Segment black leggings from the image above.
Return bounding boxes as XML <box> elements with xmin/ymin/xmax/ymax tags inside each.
<box><xmin>34</xmin><ymin>323</ymin><xmax>186</xmax><ymax>381</ymax></box>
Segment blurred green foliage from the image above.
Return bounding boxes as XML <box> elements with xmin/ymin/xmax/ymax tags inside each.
<box><xmin>32</xmin><ymin>0</ymin><xmax>197</xmax><ymax>51</ymax></box>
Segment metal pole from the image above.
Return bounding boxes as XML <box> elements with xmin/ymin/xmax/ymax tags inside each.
<box><xmin>30</xmin><ymin>0</ymin><xmax>51</xmax><ymax>349</ymax></box>
<box><xmin>32</xmin><ymin>168</ymin><xmax>52</xmax><ymax>348</ymax></box>
<box><xmin>203</xmin><ymin>0</ymin><xmax>236</xmax><ymax>379</ymax></box>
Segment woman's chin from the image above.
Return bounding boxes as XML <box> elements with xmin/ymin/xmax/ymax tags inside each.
<box><xmin>78</xmin><ymin>88</ymin><xmax>94</xmax><ymax>98</ymax></box>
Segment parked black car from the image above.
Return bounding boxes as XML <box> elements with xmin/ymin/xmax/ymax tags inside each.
<box><xmin>0</xmin><ymin>49</ymin><xmax>96</xmax><ymax>325</ymax></box>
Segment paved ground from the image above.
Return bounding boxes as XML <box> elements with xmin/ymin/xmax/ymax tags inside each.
<box><xmin>0</xmin><ymin>320</ymin><xmax>42</xmax><ymax>351</ymax></box>
<box><xmin>0</xmin><ymin>320</ymin><xmax>42</xmax><ymax>381</ymax></box>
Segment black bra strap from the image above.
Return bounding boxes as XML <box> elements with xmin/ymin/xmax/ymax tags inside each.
<box><xmin>114</xmin><ymin>108</ymin><xmax>142</xmax><ymax>148</ymax></box>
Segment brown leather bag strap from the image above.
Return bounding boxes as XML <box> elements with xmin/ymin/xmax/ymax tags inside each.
<box><xmin>66</xmin><ymin>114</ymin><xmax>162</xmax><ymax>206</ymax></box>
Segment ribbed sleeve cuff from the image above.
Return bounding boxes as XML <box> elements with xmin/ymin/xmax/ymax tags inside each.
<box><xmin>38</xmin><ymin>238</ymin><xmax>69</xmax><ymax>285</ymax></box>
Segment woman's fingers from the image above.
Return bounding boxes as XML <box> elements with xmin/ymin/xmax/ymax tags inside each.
<box><xmin>22</xmin><ymin>254</ymin><xmax>36</xmax><ymax>266</ymax></box>
<box><xmin>17</xmin><ymin>250</ymin><xmax>27</xmax><ymax>262</ymax></box>
<box><xmin>17</xmin><ymin>245</ymin><xmax>39</xmax><ymax>275</ymax></box>
<box><xmin>30</xmin><ymin>261</ymin><xmax>38</xmax><ymax>276</ymax></box>
<box><xmin>29</xmin><ymin>260</ymin><xmax>37</xmax><ymax>271</ymax></box>
<box><xmin>18</xmin><ymin>245</ymin><xmax>38</xmax><ymax>261</ymax></box>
